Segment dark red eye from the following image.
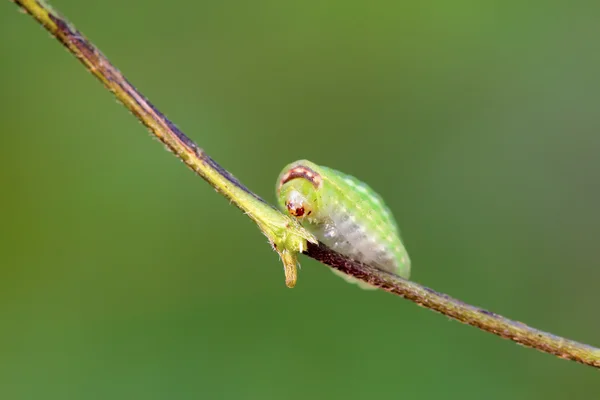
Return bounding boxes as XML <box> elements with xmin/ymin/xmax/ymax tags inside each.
<box><xmin>286</xmin><ymin>202</ymin><xmax>305</xmax><ymax>217</ymax></box>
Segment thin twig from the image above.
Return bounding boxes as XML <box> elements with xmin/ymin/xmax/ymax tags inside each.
<box><xmin>12</xmin><ymin>0</ymin><xmax>600</xmax><ymax>369</ymax></box>
<box><xmin>306</xmin><ymin>242</ymin><xmax>600</xmax><ymax>368</ymax></box>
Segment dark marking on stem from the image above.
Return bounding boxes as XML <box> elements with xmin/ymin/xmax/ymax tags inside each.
<box><xmin>478</xmin><ymin>309</ymin><xmax>499</xmax><ymax>318</ymax></box>
<box><xmin>49</xmin><ymin>14</ymin><xmax>96</xmax><ymax>60</ymax></box>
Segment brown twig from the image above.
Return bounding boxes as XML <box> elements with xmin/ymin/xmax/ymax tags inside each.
<box><xmin>11</xmin><ymin>0</ymin><xmax>600</xmax><ymax>369</ymax></box>
<box><xmin>305</xmin><ymin>242</ymin><xmax>600</xmax><ymax>367</ymax></box>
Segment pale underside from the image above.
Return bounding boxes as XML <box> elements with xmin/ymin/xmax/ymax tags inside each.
<box><xmin>305</xmin><ymin>165</ymin><xmax>410</xmax><ymax>288</ymax></box>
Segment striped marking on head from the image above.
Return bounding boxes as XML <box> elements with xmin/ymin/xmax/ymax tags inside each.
<box><xmin>279</xmin><ymin>165</ymin><xmax>323</xmax><ymax>190</ymax></box>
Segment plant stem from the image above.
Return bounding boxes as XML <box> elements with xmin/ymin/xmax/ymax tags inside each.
<box><xmin>11</xmin><ymin>0</ymin><xmax>600</xmax><ymax>369</ymax></box>
<box><xmin>306</xmin><ymin>242</ymin><xmax>600</xmax><ymax>368</ymax></box>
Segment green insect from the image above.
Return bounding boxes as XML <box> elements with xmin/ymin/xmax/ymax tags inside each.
<box><xmin>276</xmin><ymin>160</ymin><xmax>410</xmax><ymax>288</ymax></box>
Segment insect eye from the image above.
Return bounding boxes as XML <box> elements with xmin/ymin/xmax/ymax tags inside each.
<box><xmin>284</xmin><ymin>190</ymin><xmax>314</xmax><ymax>219</ymax></box>
<box><xmin>286</xmin><ymin>201</ymin><xmax>307</xmax><ymax>217</ymax></box>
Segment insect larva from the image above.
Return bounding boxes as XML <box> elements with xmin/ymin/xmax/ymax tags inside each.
<box><xmin>276</xmin><ymin>160</ymin><xmax>410</xmax><ymax>288</ymax></box>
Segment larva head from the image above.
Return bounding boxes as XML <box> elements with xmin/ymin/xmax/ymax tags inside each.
<box><xmin>276</xmin><ymin>160</ymin><xmax>323</xmax><ymax>222</ymax></box>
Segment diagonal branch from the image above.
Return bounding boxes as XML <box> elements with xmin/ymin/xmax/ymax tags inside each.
<box><xmin>12</xmin><ymin>0</ymin><xmax>600</xmax><ymax>369</ymax></box>
<box><xmin>305</xmin><ymin>242</ymin><xmax>600</xmax><ymax>368</ymax></box>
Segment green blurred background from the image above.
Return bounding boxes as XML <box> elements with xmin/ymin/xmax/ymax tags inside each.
<box><xmin>2</xmin><ymin>1</ymin><xmax>599</xmax><ymax>398</ymax></box>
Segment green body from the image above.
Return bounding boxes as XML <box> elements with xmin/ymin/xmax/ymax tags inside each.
<box><xmin>276</xmin><ymin>160</ymin><xmax>410</xmax><ymax>285</ymax></box>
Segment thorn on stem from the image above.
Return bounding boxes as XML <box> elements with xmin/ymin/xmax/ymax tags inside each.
<box><xmin>279</xmin><ymin>250</ymin><xmax>298</xmax><ymax>288</ymax></box>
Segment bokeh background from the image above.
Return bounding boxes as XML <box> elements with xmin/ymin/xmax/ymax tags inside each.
<box><xmin>2</xmin><ymin>1</ymin><xmax>599</xmax><ymax>398</ymax></box>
